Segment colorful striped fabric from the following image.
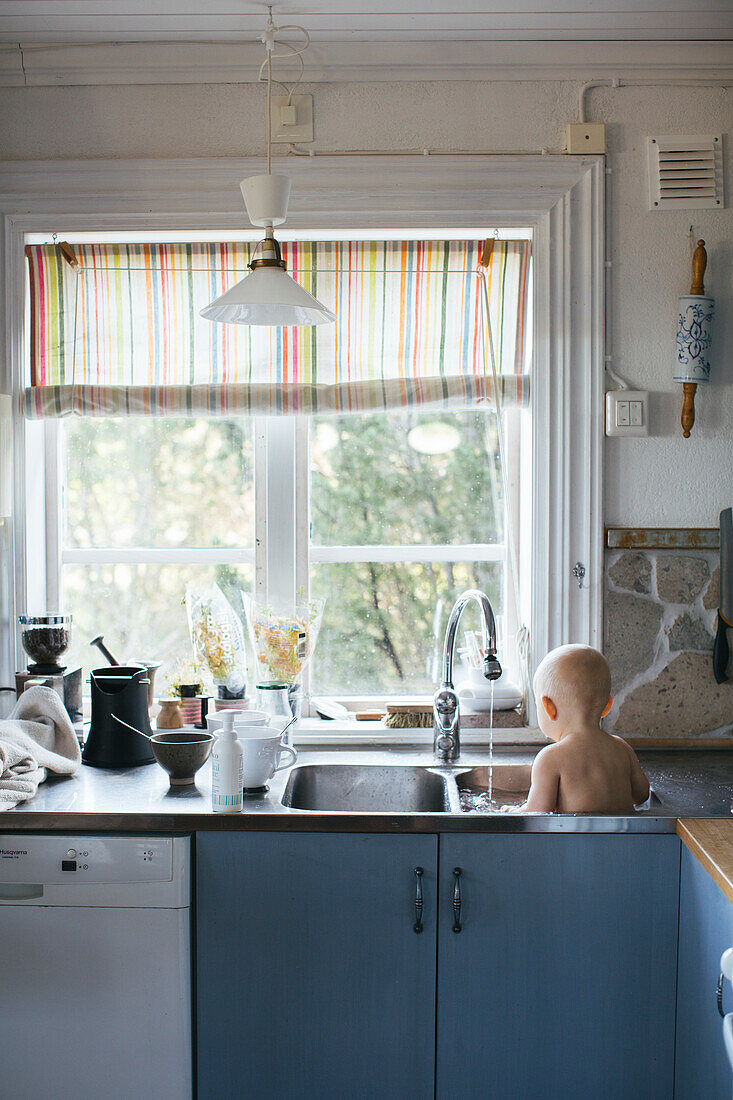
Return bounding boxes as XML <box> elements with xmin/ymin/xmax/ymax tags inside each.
<box><xmin>25</xmin><ymin>239</ymin><xmax>532</xmax><ymax>418</ymax></box>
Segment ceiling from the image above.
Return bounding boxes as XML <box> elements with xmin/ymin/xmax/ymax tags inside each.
<box><xmin>1</xmin><ymin>2</ymin><xmax>731</xmax><ymax>85</ymax></box>
<box><xmin>1</xmin><ymin>1</ymin><xmax>732</xmax><ymax>45</ymax></box>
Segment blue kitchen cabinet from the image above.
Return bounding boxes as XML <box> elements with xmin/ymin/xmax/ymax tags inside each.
<box><xmin>436</xmin><ymin>834</ymin><xmax>680</xmax><ymax>1100</ymax></box>
<box><xmin>196</xmin><ymin>832</ymin><xmax>438</xmax><ymax>1100</ymax></box>
<box><xmin>675</xmin><ymin>844</ymin><xmax>733</xmax><ymax>1100</ymax></box>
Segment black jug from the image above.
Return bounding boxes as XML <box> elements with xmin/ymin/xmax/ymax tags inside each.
<box><xmin>83</xmin><ymin>666</ymin><xmax>155</xmax><ymax>768</ymax></box>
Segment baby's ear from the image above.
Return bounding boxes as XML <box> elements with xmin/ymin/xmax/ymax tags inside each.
<box><xmin>601</xmin><ymin>695</ymin><xmax>613</xmax><ymax>718</ymax></box>
<box><xmin>541</xmin><ymin>695</ymin><xmax>558</xmax><ymax>721</ymax></box>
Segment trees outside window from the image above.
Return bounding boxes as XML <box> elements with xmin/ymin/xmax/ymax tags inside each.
<box><xmin>60</xmin><ymin>403</ymin><xmax>523</xmax><ymax>701</ymax></box>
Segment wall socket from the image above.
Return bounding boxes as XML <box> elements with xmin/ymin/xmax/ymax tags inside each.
<box><xmin>270</xmin><ymin>94</ymin><xmax>314</xmax><ymax>143</ymax></box>
<box><xmin>605</xmin><ymin>390</ymin><xmax>649</xmax><ymax>437</ymax></box>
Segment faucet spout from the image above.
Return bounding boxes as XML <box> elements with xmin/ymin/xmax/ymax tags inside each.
<box><xmin>433</xmin><ymin>589</ymin><xmax>502</xmax><ymax>764</ymax></box>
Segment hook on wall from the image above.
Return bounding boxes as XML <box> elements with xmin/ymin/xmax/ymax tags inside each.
<box><xmin>572</xmin><ymin>562</ymin><xmax>586</xmax><ymax>590</ymax></box>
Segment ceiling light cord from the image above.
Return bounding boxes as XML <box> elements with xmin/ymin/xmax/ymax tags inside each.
<box><xmin>266</xmin><ymin>41</ymin><xmax>272</xmax><ymax>175</ymax></box>
<box><xmin>257</xmin><ymin>7</ymin><xmax>311</xmax><ymax>177</ymax></box>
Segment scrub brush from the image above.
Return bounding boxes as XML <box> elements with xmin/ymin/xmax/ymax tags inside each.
<box><xmin>383</xmin><ymin>703</ymin><xmax>433</xmax><ymax>729</ymax></box>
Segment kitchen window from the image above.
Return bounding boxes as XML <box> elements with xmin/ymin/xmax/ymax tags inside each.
<box><xmin>51</xmin><ymin>403</ymin><xmax>528</xmax><ymax>703</ymax></box>
<box><xmin>3</xmin><ymin>154</ymin><xmax>604</xmax><ymax>725</ymax></box>
<box><xmin>27</xmin><ymin>235</ymin><xmax>530</xmax><ymax>708</ymax></box>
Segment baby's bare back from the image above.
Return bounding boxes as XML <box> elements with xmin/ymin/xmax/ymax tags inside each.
<box><xmin>551</xmin><ymin>732</ymin><xmax>637</xmax><ymax>813</ymax></box>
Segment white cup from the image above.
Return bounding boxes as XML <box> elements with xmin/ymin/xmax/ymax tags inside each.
<box><xmin>206</xmin><ymin>710</ymin><xmax>270</xmax><ymax>735</ymax></box>
<box><xmin>236</xmin><ymin>725</ymin><xmax>298</xmax><ymax>789</ymax></box>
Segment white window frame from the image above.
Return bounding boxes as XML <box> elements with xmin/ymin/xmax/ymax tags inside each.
<box><xmin>0</xmin><ymin>154</ymin><xmax>604</xmax><ymax>731</ymax></box>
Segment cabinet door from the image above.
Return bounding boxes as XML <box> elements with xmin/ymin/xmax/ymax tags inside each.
<box><xmin>197</xmin><ymin>832</ymin><xmax>437</xmax><ymax>1100</ymax></box>
<box><xmin>437</xmin><ymin>834</ymin><xmax>679</xmax><ymax>1100</ymax></box>
<box><xmin>675</xmin><ymin>845</ymin><xmax>733</xmax><ymax>1100</ymax></box>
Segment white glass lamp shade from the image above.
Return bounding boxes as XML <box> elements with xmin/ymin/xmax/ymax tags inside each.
<box><xmin>200</xmin><ymin>265</ymin><xmax>336</xmax><ymax>326</ymax></box>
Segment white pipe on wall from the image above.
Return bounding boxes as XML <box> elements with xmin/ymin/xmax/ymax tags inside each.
<box><xmin>0</xmin><ymin>394</ymin><xmax>11</xmax><ymax>521</ymax></box>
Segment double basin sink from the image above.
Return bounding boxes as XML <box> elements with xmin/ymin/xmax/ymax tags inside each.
<box><xmin>281</xmin><ymin>763</ymin><xmax>531</xmax><ymax>813</ymax></box>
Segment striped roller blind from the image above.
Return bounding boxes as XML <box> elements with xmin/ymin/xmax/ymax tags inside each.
<box><xmin>25</xmin><ymin>238</ymin><xmax>531</xmax><ymax>418</ymax></box>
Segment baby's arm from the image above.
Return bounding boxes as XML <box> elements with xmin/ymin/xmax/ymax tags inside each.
<box><xmin>615</xmin><ymin>736</ymin><xmax>650</xmax><ymax>805</ymax></box>
<box><xmin>524</xmin><ymin>748</ymin><xmax>560</xmax><ymax>812</ymax></box>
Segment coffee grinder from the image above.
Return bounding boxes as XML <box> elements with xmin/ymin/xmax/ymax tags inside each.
<box><xmin>15</xmin><ymin>614</ymin><xmax>82</xmax><ymax>724</ymax></box>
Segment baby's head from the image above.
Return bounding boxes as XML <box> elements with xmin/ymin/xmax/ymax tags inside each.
<box><xmin>533</xmin><ymin>644</ymin><xmax>612</xmax><ymax>739</ymax></box>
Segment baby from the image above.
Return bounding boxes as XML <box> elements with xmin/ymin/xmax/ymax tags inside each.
<box><xmin>524</xmin><ymin>644</ymin><xmax>650</xmax><ymax>814</ymax></box>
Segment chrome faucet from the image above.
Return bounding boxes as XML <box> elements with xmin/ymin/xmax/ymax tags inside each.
<box><xmin>433</xmin><ymin>589</ymin><xmax>502</xmax><ymax>764</ymax></box>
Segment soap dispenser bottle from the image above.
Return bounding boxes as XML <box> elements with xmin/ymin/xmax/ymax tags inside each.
<box><xmin>211</xmin><ymin>711</ymin><xmax>244</xmax><ymax>813</ymax></box>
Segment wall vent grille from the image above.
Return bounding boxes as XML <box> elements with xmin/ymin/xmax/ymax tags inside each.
<box><xmin>647</xmin><ymin>135</ymin><xmax>724</xmax><ymax>210</ymax></box>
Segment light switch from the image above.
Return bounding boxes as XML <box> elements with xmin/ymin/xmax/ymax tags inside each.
<box><xmin>605</xmin><ymin>390</ymin><xmax>650</xmax><ymax>437</ymax></box>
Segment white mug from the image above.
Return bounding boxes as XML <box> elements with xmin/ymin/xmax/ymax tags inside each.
<box><xmin>206</xmin><ymin>710</ymin><xmax>270</xmax><ymax>735</ymax></box>
<box><xmin>236</xmin><ymin>726</ymin><xmax>298</xmax><ymax>788</ymax></box>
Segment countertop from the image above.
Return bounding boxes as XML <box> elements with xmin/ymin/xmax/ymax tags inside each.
<box><xmin>677</xmin><ymin>819</ymin><xmax>733</xmax><ymax>904</ymax></box>
<box><xmin>3</xmin><ymin>747</ymin><xmax>733</xmax><ymax>834</ymax></box>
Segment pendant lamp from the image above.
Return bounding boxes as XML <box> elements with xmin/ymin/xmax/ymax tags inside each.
<box><xmin>201</xmin><ymin>13</ymin><xmax>335</xmax><ymax>328</ymax></box>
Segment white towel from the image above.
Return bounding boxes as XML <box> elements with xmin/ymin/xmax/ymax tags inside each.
<box><xmin>0</xmin><ymin>686</ymin><xmax>81</xmax><ymax>809</ymax></box>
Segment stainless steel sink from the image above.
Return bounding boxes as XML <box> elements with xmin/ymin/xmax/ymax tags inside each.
<box><xmin>455</xmin><ymin>763</ymin><xmax>532</xmax><ymax>811</ymax></box>
<box><xmin>458</xmin><ymin>763</ymin><xmax>532</xmax><ymax>795</ymax></box>
<box><xmin>282</xmin><ymin>764</ymin><xmax>455</xmax><ymax>812</ymax></box>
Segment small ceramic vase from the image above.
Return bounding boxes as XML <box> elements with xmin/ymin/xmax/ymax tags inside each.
<box><xmin>157</xmin><ymin>699</ymin><xmax>184</xmax><ymax>730</ymax></box>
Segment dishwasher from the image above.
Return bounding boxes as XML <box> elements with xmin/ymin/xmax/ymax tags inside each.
<box><xmin>0</xmin><ymin>834</ymin><xmax>192</xmax><ymax>1100</ymax></box>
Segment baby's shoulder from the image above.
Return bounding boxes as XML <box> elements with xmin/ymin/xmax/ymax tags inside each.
<box><xmin>532</xmin><ymin>741</ymin><xmax>563</xmax><ymax>768</ymax></box>
<box><xmin>609</xmin><ymin>733</ymin><xmax>635</xmax><ymax>756</ymax></box>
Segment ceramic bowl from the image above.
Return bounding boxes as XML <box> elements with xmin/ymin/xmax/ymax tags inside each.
<box><xmin>150</xmin><ymin>730</ymin><xmax>214</xmax><ymax>786</ymax></box>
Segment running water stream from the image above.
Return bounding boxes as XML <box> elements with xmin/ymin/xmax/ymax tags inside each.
<box><xmin>487</xmin><ymin>680</ymin><xmax>494</xmax><ymax>801</ymax></box>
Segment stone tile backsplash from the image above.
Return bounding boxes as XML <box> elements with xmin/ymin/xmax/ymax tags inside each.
<box><xmin>604</xmin><ymin>550</ymin><xmax>732</xmax><ymax>738</ymax></box>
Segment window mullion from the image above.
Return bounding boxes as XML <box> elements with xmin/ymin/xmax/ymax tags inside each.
<box><xmin>295</xmin><ymin>417</ymin><xmax>310</xmax><ymax>601</ymax></box>
<box><xmin>295</xmin><ymin>417</ymin><xmax>311</xmax><ymax>708</ymax></box>
<box><xmin>259</xmin><ymin>416</ymin><xmax>298</xmax><ymax>614</ymax></box>
<box><xmin>254</xmin><ymin>417</ymin><xmax>268</xmax><ymax>602</ymax></box>
<box><xmin>45</xmin><ymin>420</ymin><xmax>63</xmax><ymax>612</ymax></box>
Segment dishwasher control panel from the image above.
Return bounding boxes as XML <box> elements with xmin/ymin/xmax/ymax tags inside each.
<box><xmin>0</xmin><ymin>835</ymin><xmax>174</xmax><ymax>884</ymax></box>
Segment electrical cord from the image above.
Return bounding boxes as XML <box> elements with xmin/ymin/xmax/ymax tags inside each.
<box><xmin>478</xmin><ymin>264</ymin><xmax>531</xmax><ymax>716</ymax></box>
<box><xmin>257</xmin><ymin>6</ymin><xmax>311</xmax><ymax>176</ymax></box>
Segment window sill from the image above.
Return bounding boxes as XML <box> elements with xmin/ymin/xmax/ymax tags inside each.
<box><xmin>292</xmin><ymin>717</ymin><xmax>545</xmax><ymax>748</ymax></box>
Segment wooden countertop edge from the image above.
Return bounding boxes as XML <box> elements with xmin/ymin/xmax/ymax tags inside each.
<box><xmin>677</xmin><ymin>819</ymin><xmax>733</xmax><ymax>905</ymax></box>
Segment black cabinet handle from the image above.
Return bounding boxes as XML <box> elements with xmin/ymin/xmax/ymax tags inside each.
<box><xmin>414</xmin><ymin>867</ymin><xmax>424</xmax><ymax>933</ymax></box>
<box><xmin>452</xmin><ymin>867</ymin><xmax>462</xmax><ymax>933</ymax></box>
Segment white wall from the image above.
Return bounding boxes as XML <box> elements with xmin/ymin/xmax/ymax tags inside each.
<box><xmin>1</xmin><ymin>78</ymin><xmax>731</xmax><ymax>527</ymax></box>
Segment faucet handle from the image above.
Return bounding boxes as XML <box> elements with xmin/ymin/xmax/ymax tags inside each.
<box><xmin>433</xmin><ymin>685</ymin><xmax>460</xmax><ymax>763</ymax></box>
<box><xmin>434</xmin><ymin>685</ymin><xmax>458</xmax><ymax>717</ymax></box>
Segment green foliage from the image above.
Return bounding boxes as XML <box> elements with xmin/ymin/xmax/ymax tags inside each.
<box><xmin>310</xmin><ymin>411</ymin><xmax>503</xmax><ymax>694</ymax></box>
<box><xmin>62</xmin><ymin>410</ymin><xmax>504</xmax><ymax>698</ymax></box>
<box><xmin>65</xmin><ymin>417</ymin><xmax>253</xmax><ymax>549</ymax></box>
<box><xmin>62</xmin><ymin>418</ymin><xmax>254</xmax><ymax>690</ymax></box>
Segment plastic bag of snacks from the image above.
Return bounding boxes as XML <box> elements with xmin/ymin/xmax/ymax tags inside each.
<box><xmin>242</xmin><ymin>593</ymin><xmax>325</xmax><ymax>685</ymax></box>
<box><xmin>185</xmin><ymin>584</ymin><xmax>248</xmax><ymax>698</ymax></box>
